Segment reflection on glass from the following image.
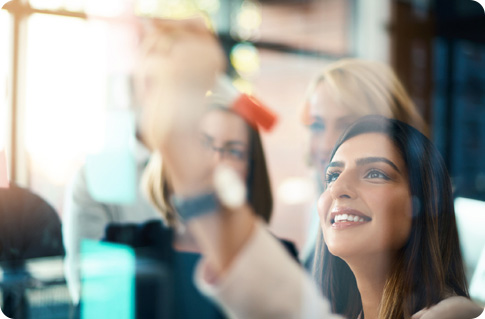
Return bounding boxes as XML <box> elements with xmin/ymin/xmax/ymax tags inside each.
<box><xmin>0</xmin><ymin>11</ymin><xmax>10</xmax><ymax>187</ymax></box>
<box><xmin>135</xmin><ymin>0</ymin><xmax>219</xmax><ymax>19</ymax></box>
<box><xmin>134</xmin><ymin>0</ymin><xmax>158</xmax><ymax>16</ymax></box>
<box><xmin>29</xmin><ymin>0</ymin><xmax>65</xmax><ymax>11</ymax></box>
<box><xmin>195</xmin><ymin>0</ymin><xmax>220</xmax><ymax>13</ymax></box>
<box><xmin>85</xmin><ymin>0</ymin><xmax>129</xmax><ymax>17</ymax></box>
<box><xmin>0</xmin><ymin>11</ymin><xmax>10</xmax><ymax>153</ymax></box>
<box><xmin>64</xmin><ymin>0</ymin><xmax>85</xmax><ymax>13</ymax></box>
<box><xmin>25</xmin><ymin>13</ymin><xmax>108</xmax><ymax>211</ymax></box>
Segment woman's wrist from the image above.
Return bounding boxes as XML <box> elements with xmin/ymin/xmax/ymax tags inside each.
<box><xmin>171</xmin><ymin>190</ymin><xmax>220</xmax><ymax>222</ymax></box>
<box><xmin>187</xmin><ymin>204</ymin><xmax>257</xmax><ymax>275</ymax></box>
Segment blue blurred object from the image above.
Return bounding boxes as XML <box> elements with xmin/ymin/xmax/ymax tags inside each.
<box><xmin>80</xmin><ymin>240</ymin><xmax>135</xmax><ymax>319</ymax></box>
<box><xmin>85</xmin><ymin>149</ymin><xmax>136</xmax><ymax>204</ymax></box>
<box><xmin>85</xmin><ymin>110</ymin><xmax>136</xmax><ymax>204</ymax></box>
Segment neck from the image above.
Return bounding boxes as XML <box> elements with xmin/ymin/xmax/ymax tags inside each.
<box><xmin>345</xmin><ymin>253</ymin><xmax>394</xmax><ymax>319</ymax></box>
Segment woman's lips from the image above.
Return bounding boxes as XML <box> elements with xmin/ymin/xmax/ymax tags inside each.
<box><xmin>329</xmin><ymin>207</ymin><xmax>371</xmax><ymax>229</ymax></box>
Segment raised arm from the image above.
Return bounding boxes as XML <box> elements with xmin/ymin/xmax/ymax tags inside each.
<box><xmin>139</xmin><ymin>18</ymin><xmax>343</xmax><ymax>319</ymax></box>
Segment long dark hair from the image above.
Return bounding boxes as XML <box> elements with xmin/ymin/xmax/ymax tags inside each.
<box><xmin>246</xmin><ymin>120</ymin><xmax>273</xmax><ymax>223</ymax></box>
<box><xmin>314</xmin><ymin>115</ymin><xmax>469</xmax><ymax>318</ymax></box>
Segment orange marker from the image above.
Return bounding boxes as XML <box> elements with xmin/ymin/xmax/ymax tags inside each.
<box><xmin>232</xmin><ymin>94</ymin><xmax>278</xmax><ymax>132</ymax></box>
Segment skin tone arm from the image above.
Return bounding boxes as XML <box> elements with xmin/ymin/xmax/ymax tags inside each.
<box><xmin>143</xmin><ymin>18</ymin><xmax>485</xmax><ymax>318</ymax></box>
<box><xmin>412</xmin><ymin>296</ymin><xmax>484</xmax><ymax>319</ymax></box>
<box><xmin>141</xmin><ymin>18</ymin><xmax>259</xmax><ymax>277</ymax></box>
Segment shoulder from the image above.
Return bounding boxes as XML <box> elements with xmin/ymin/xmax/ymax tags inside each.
<box><xmin>412</xmin><ymin>296</ymin><xmax>484</xmax><ymax>319</ymax></box>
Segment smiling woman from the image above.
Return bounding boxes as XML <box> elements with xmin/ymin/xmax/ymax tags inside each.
<box><xmin>315</xmin><ymin>115</ymin><xmax>470</xmax><ymax>319</ymax></box>
<box><xmin>141</xmin><ymin>19</ymin><xmax>483</xmax><ymax>319</ymax></box>
<box><xmin>321</xmin><ymin>133</ymin><xmax>412</xmax><ymax>258</ymax></box>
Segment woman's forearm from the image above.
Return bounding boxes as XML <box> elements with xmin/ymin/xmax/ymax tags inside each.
<box><xmin>186</xmin><ymin>204</ymin><xmax>257</xmax><ymax>275</ymax></box>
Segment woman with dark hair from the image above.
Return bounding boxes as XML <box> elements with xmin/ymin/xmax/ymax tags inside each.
<box><xmin>183</xmin><ymin>116</ymin><xmax>481</xmax><ymax>319</ymax></box>
<box><xmin>142</xmin><ymin>19</ymin><xmax>484</xmax><ymax>319</ymax></box>
<box><xmin>315</xmin><ymin>115</ymin><xmax>469</xmax><ymax>318</ymax></box>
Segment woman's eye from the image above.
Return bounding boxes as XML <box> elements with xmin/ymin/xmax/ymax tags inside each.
<box><xmin>227</xmin><ymin>149</ymin><xmax>246</xmax><ymax>160</ymax></box>
<box><xmin>325</xmin><ymin>172</ymin><xmax>340</xmax><ymax>184</ymax></box>
<box><xmin>365</xmin><ymin>170</ymin><xmax>390</xmax><ymax>180</ymax></box>
<box><xmin>308</xmin><ymin>122</ymin><xmax>325</xmax><ymax>133</ymax></box>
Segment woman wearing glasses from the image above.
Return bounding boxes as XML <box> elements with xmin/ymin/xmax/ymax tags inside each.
<box><xmin>141</xmin><ymin>18</ymin><xmax>484</xmax><ymax>319</ymax></box>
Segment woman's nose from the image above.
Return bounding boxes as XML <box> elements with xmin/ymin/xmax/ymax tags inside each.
<box><xmin>212</xmin><ymin>146</ymin><xmax>225</xmax><ymax>163</ymax></box>
<box><xmin>329</xmin><ymin>171</ymin><xmax>357</xmax><ymax>200</ymax></box>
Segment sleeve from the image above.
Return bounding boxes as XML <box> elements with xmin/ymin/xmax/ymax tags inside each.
<box><xmin>62</xmin><ymin>167</ymin><xmax>114</xmax><ymax>305</ymax></box>
<box><xmin>194</xmin><ymin>222</ymin><xmax>345</xmax><ymax>319</ymax></box>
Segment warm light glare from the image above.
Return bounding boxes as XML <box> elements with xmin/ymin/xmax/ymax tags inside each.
<box><xmin>136</xmin><ymin>0</ymin><xmax>218</xmax><ymax>20</ymax></box>
<box><xmin>63</xmin><ymin>0</ymin><xmax>85</xmax><ymax>13</ymax></box>
<box><xmin>85</xmin><ymin>0</ymin><xmax>128</xmax><ymax>17</ymax></box>
<box><xmin>29</xmin><ymin>0</ymin><xmax>64</xmax><ymax>10</ymax></box>
<box><xmin>195</xmin><ymin>0</ymin><xmax>220</xmax><ymax>14</ymax></box>
<box><xmin>25</xmin><ymin>15</ymin><xmax>109</xmax><ymax>184</ymax></box>
<box><xmin>232</xmin><ymin>77</ymin><xmax>253</xmax><ymax>95</ymax></box>
<box><xmin>230</xmin><ymin>43</ymin><xmax>260</xmax><ymax>77</ymax></box>
<box><xmin>135</xmin><ymin>0</ymin><xmax>158</xmax><ymax>16</ymax></box>
<box><xmin>234</xmin><ymin>0</ymin><xmax>262</xmax><ymax>40</ymax></box>
<box><xmin>158</xmin><ymin>0</ymin><xmax>199</xmax><ymax>19</ymax></box>
<box><xmin>0</xmin><ymin>106</ymin><xmax>6</xmax><ymax>151</ymax></box>
<box><xmin>277</xmin><ymin>177</ymin><xmax>315</xmax><ymax>205</ymax></box>
<box><xmin>0</xmin><ymin>11</ymin><xmax>9</xmax><ymax>152</ymax></box>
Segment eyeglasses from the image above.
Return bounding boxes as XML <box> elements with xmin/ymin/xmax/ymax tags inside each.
<box><xmin>199</xmin><ymin>134</ymin><xmax>248</xmax><ymax>162</ymax></box>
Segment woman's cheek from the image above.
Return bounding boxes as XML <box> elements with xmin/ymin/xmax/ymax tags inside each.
<box><xmin>317</xmin><ymin>191</ymin><xmax>331</xmax><ymax>223</ymax></box>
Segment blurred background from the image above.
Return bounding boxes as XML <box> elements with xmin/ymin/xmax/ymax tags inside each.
<box><xmin>1</xmin><ymin>0</ymin><xmax>485</xmax><ymax>306</ymax></box>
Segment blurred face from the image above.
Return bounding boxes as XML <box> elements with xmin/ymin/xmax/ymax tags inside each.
<box><xmin>308</xmin><ymin>82</ymin><xmax>359</xmax><ymax>187</ymax></box>
<box><xmin>318</xmin><ymin>133</ymin><xmax>412</xmax><ymax>261</ymax></box>
<box><xmin>199</xmin><ymin>109</ymin><xmax>250</xmax><ymax>179</ymax></box>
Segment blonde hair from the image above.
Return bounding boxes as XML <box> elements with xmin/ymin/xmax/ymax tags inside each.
<box><xmin>302</xmin><ymin>59</ymin><xmax>428</xmax><ymax>135</ymax></box>
<box><xmin>141</xmin><ymin>151</ymin><xmax>179</xmax><ymax>227</ymax></box>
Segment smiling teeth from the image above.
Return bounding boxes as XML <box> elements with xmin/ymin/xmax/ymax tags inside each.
<box><xmin>334</xmin><ymin>214</ymin><xmax>366</xmax><ymax>223</ymax></box>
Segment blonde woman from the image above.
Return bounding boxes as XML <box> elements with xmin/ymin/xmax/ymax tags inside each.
<box><xmin>302</xmin><ymin>59</ymin><xmax>427</xmax><ymax>190</ymax></box>
<box><xmin>299</xmin><ymin>59</ymin><xmax>428</xmax><ymax>268</ymax></box>
<box><xmin>141</xmin><ymin>19</ymin><xmax>484</xmax><ymax>319</ymax></box>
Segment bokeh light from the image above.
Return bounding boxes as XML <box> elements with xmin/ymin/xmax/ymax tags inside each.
<box><xmin>277</xmin><ymin>177</ymin><xmax>314</xmax><ymax>205</ymax></box>
<box><xmin>233</xmin><ymin>0</ymin><xmax>262</xmax><ymax>40</ymax></box>
<box><xmin>232</xmin><ymin>77</ymin><xmax>253</xmax><ymax>95</ymax></box>
<box><xmin>230</xmin><ymin>42</ymin><xmax>260</xmax><ymax>78</ymax></box>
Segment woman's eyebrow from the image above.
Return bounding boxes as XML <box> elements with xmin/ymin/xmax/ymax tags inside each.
<box><xmin>356</xmin><ymin>157</ymin><xmax>401</xmax><ymax>173</ymax></box>
<box><xmin>326</xmin><ymin>161</ymin><xmax>344</xmax><ymax>172</ymax></box>
<box><xmin>336</xmin><ymin>116</ymin><xmax>357</xmax><ymax>125</ymax></box>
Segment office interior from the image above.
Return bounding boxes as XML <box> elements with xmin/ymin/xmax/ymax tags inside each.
<box><xmin>0</xmin><ymin>0</ymin><xmax>484</xmax><ymax>318</ymax></box>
